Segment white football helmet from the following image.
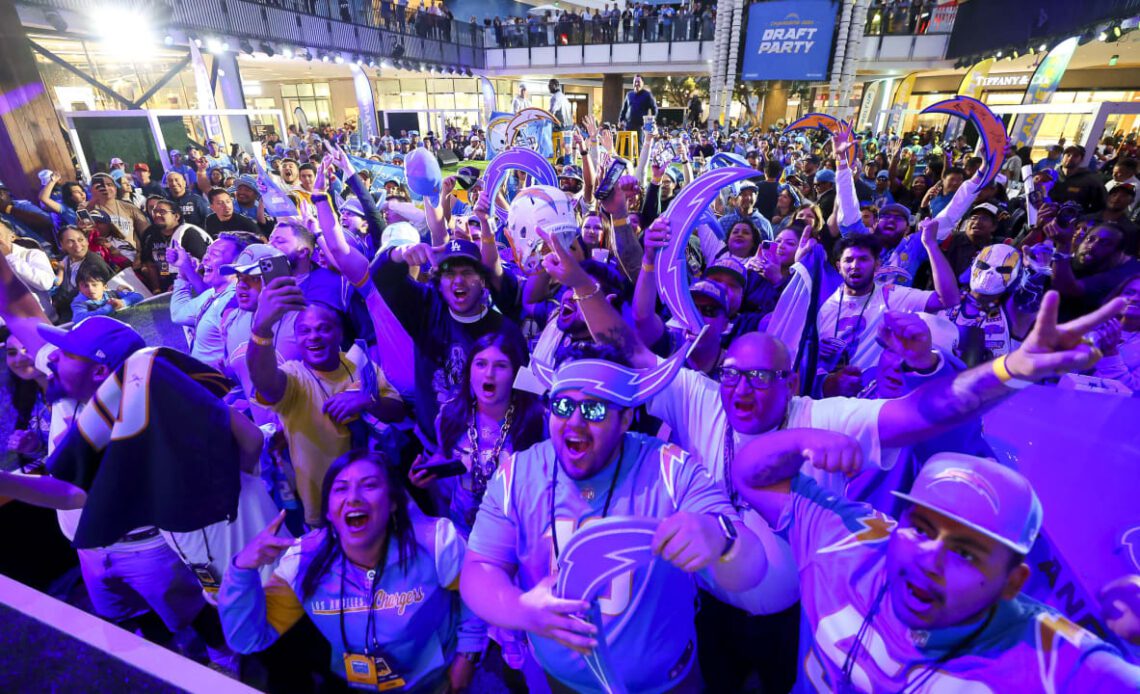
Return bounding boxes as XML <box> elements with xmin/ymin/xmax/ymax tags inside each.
<box><xmin>506</xmin><ymin>185</ymin><xmax>578</xmax><ymax>274</ymax></box>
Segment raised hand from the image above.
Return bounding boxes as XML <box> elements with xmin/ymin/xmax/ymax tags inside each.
<box><xmin>538</xmin><ymin>225</ymin><xmax>592</xmax><ymax>291</ymax></box>
<box><xmin>252</xmin><ymin>277</ymin><xmax>306</xmax><ymax>336</ymax></box>
<box><xmin>641</xmin><ymin>217</ymin><xmax>671</xmax><ymax>263</ymax></box>
<box><xmin>799</xmin><ymin>429</ymin><xmax>864</xmax><ymax>477</ymax></box>
<box><xmin>794</xmin><ymin>223</ymin><xmax>817</xmax><ymax>264</ymax></box>
<box><xmin>1005</xmin><ymin>290</ymin><xmax>1125</xmax><ymax>381</ymax></box>
<box><xmin>878</xmin><ymin>311</ymin><xmax>936</xmax><ymax>369</ymax></box>
<box><xmin>233</xmin><ymin>511</ymin><xmax>293</xmax><ymax>570</ymax></box>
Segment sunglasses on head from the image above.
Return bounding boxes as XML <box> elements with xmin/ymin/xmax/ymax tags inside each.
<box><xmin>549</xmin><ymin>395</ymin><xmax>612</xmax><ymax>422</ymax></box>
<box><xmin>717</xmin><ymin>366</ymin><xmax>789</xmax><ymax>389</ymax></box>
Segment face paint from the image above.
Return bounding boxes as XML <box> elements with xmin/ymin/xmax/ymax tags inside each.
<box><xmin>969</xmin><ymin>244</ymin><xmax>1021</xmax><ymax>296</ymax></box>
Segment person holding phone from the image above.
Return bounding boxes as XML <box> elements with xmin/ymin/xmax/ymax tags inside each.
<box><xmin>246</xmin><ymin>277</ymin><xmax>404</xmax><ymax>526</ymax></box>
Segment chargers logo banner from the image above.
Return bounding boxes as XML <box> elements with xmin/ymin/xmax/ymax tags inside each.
<box><xmin>742</xmin><ymin>0</ymin><xmax>837</xmax><ymax>81</ymax></box>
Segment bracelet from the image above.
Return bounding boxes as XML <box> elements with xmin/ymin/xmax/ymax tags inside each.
<box><xmin>572</xmin><ymin>281</ymin><xmax>602</xmax><ymax>302</ymax></box>
<box><xmin>250</xmin><ymin>332</ymin><xmax>274</xmax><ymax>347</ymax></box>
<box><xmin>641</xmin><ymin>262</ymin><xmax>656</xmax><ymax>273</ymax></box>
<box><xmin>991</xmin><ymin>354</ymin><xmax>1033</xmax><ymax>389</ymax></box>
<box><xmin>612</xmin><ymin>217</ymin><xmax>629</xmax><ymax>229</ymax></box>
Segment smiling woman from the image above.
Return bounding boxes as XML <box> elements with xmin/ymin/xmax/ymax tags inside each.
<box><xmin>218</xmin><ymin>450</ymin><xmax>486</xmax><ymax>692</ymax></box>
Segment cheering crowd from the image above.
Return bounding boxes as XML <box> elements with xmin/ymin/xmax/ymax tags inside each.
<box><xmin>2</xmin><ymin>104</ymin><xmax>1140</xmax><ymax>693</ymax></box>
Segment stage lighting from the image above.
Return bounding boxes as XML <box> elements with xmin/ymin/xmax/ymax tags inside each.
<box><xmin>321</xmin><ymin>52</ymin><xmax>331</xmax><ymax>62</ymax></box>
<box><xmin>240</xmin><ymin>39</ymin><xmax>255</xmax><ymax>55</ymax></box>
<box><xmin>334</xmin><ymin>53</ymin><xmax>344</xmax><ymax>64</ymax></box>
<box><xmin>282</xmin><ymin>46</ymin><xmax>294</xmax><ymax>58</ymax></box>
<box><xmin>260</xmin><ymin>41</ymin><xmax>276</xmax><ymax>57</ymax></box>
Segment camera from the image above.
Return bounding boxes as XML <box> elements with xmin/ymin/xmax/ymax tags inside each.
<box><xmin>1055</xmin><ymin>201</ymin><xmax>1082</xmax><ymax>229</ymax></box>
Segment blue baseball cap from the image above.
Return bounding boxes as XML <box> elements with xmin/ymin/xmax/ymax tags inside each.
<box><xmin>690</xmin><ymin>280</ymin><xmax>729</xmax><ymax>313</ymax></box>
<box><xmin>892</xmin><ymin>453</ymin><xmax>1043</xmax><ymax>555</ymax></box>
<box><xmin>815</xmin><ymin>169</ymin><xmax>836</xmax><ymax>184</ymax></box>
<box><xmin>704</xmin><ymin>256</ymin><xmax>746</xmax><ymax>287</ymax></box>
<box><xmin>435</xmin><ymin>239</ymin><xmax>485</xmax><ymax>271</ymax></box>
<box><xmin>37</xmin><ymin>316</ymin><xmax>145</xmax><ymax>369</ymax></box>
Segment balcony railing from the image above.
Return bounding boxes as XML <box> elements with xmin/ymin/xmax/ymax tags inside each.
<box><xmin>865</xmin><ymin>1</ymin><xmax>957</xmax><ymax>36</ymax></box>
<box><xmin>483</xmin><ymin>15</ymin><xmax>716</xmax><ymax>49</ymax></box>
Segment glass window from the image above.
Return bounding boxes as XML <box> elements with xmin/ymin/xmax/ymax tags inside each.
<box><xmin>315</xmin><ymin>83</ymin><xmax>331</xmax><ymax>97</ymax></box>
<box><xmin>403</xmin><ymin>79</ymin><xmax>427</xmax><ymax>92</ymax></box>
<box><xmin>281</xmin><ymin>84</ymin><xmax>298</xmax><ymax>98</ymax></box>
<box><xmin>297</xmin><ymin>83</ymin><xmax>315</xmax><ymax>97</ymax></box>
<box><xmin>433</xmin><ymin>93</ymin><xmax>455</xmax><ymax>110</ymax></box>
<box><xmin>429</xmin><ymin>79</ymin><xmax>452</xmax><ymax>92</ymax></box>
<box><xmin>377</xmin><ymin>80</ymin><xmax>401</xmax><ymax>95</ymax></box>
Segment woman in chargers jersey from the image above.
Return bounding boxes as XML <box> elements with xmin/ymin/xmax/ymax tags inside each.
<box><xmin>218</xmin><ymin>451</ymin><xmax>485</xmax><ymax>693</ymax></box>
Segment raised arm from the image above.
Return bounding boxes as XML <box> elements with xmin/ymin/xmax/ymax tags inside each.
<box><xmin>38</xmin><ymin>173</ymin><xmax>64</xmax><ymax>215</ymax></box>
<box><xmin>878</xmin><ymin>291</ymin><xmax>1122</xmax><ymax>448</ymax></box>
<box><xmin>247</xmin><ymin>277</ymin><xmax>307</xmax><ymax>405</ymax></box>
<box><xmin>0</xmin><ymin>251</ymin><xmax>49</xmax><ymax>357</ymax></box>
<box><xmin>918</xmin><ymin>218</ymin><xmax>961</xmax><ymax>311</ymax></box>
<box><xmin>631</xmin><ymin>217</ymin><xmax>668</xmax><ymax>347</ymax></box>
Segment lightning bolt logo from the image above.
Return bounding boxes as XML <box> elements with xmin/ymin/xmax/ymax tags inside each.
<box><xmin>817</xmin><ymin>514</ymin><xmax>897</xmax><ymax>555</ymax></box>
<box><xmin>921</xmin><ymin>96</ymin><xmax>1007</xmax><ymax>188</ymax></box>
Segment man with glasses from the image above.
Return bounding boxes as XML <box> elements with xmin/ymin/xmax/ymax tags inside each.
<box><xmin>462</xmin><ymin>340</ymin><xmax>771</xmax><ymax>693</ymax></box>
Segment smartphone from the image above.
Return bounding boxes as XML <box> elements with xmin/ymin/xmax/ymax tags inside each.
<box><xmin>259</xmin><ymin>255</ymin><xmax>292</xmax><ymax>285</ymax></box>
<box><xmin>76</xmin><ymin>209</ymin><xmax>93</xmax><ymax>225</ymax></box>
<box><xmin>413</xmin><ymin>457</ymin><xmax>467</xmax><ymax>479</ymax></box>
<box><xmin>595</xmin><ymin>157</ymin><xmax>630</xmax><ymax>201</ymax></box>
<box><xmin>311</xmin><ymin>191</ymin><xmax>338</xmax><ymax>235</ymax></box>
<box><xmin>654</xmin><ymin>141</ymin><xmax>676</xmax><ymax>169</ymax></box>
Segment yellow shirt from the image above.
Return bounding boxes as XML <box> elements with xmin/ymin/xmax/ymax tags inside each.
<box><xmin>265</xmin><ymin>355</ymin><xmax>399</xmax><ymax>525</ymax></box>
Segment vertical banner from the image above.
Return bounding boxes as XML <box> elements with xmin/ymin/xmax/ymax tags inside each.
<box><xmin>856</xmin><ymin>80</ymin><xmax>883</xmax><ymax>132</ymax></box>
<box><xmin>348</xmin><ymin>65</ymin><xmax>379</xmax><ymax>141</ymax></box>
<box><xmin>945</xmin><ymin>58</ymin><xmax>995</xmax><ymax>142</ymax></box>
<box><xmin>188</xmin><ymin>43</ymin><xmax>223</xmax><ymax>142</ymax></box>
<box><xmin>1008</xmin><ymin>37</ymin><xmax>1079</xmax><ymax>149</ymax></box>
<box><xmin>478</xmin><ymin>75</ymin><xmax>498</xmax><ymax>122</ymax></box>
<box><xmin>885</xmin><ymin>72</ymin><xmax>917</xmax><ymax>134</ymax></box>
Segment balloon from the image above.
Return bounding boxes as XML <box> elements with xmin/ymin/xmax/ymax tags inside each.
<box><xmin>785</xmin><ymin>113</ymin><xmax>859</xmax><ymax>169</ymax></box>
<box><xmin>921</xmin><ymin>95</ymin><xmax>1008</xmax><ymax>189</ymax></box>
<box><xmin>657</xmin><ymin>166</ymin><xmax>765</xmax><ymax>335</ymax></box>
<box><xmin>481</xmin><ymin>148</ymin><xmax>559</xmax><ymax>225</ymax></box>
<box><xmin>404</xmin><ymin>146</ymin><xmax>442</xmax><ymax>207</ymax></box>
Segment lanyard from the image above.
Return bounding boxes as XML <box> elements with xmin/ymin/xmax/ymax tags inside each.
<box><xmin>167</xmin><ymin>529</ymin><xmax>214</xmax><ymax>566</ymax></box>
<box><xmin>835</xmin><ymin>288</ymin><xmax>876</xmax><ymax>342</ymax></box>
<box><xmin>337</xmin><ymin>541</ymin><xmax>389</xmax><ymax>657</ymax></box>
<box><xmin>550</xmin><ymin>440</ymin><xmax>625</xmax><ymax>560</ymax></box>
<box><xmin>305</xmin><ymin>359</ymin><xmax>353</xmax><ymax>400</ymax></box>
<box><xmin>898</xmin><ymin>607</ymin><xmax>995</xmax><ymax>694</ymax></box>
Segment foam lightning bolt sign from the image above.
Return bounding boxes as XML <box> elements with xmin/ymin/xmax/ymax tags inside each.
<box><xmin>784</xmin><ymin>113</ymin><xmax>860</xmax><ymax>169</ymax></box>
<box><xmin>555</xmin><ymin>517</ymin><xmax>661</xmax><ymax>694</ymax></box>
<box><xmin>657</xmin><ymin>166</ymin><xmax>768</xmax><ymax>335</ymax></box>
<box><xmin>921</xmin><ymin>95</ymin><xmax>1008</xmax><ymax>189</ymax></box>
<box><xmin>481</xmin><ymin>148</ymin><xmax>559</xmax><ymax>225</ymax></box>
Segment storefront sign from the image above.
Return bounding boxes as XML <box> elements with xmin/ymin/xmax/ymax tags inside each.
<box><xmin>742</xmin><ymin>0</ymin><xmax>837</xmax><ymax>81</ymax></box>
<box><xmin>973</xmin><ymin>74</ymin><xmax>1031</xmax><ymax>89</ymax></box>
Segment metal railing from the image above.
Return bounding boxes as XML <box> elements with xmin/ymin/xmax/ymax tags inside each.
<box><xmin>483</xmin><ymin>15</ymin><xmax>716</xmax><ymax>49</ymax></box>
<box><xmin>864</xmin><ymin>1</ymin><xmax>957</xmax><ymax>36</ymax></box>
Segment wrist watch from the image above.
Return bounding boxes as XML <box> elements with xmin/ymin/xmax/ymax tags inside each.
<box><xmin>710</xmin><ymin>513</ymin><xmax>737</xmax><ymax>558</ymax></box>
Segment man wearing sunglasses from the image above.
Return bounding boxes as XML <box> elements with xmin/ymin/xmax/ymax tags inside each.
<box><xmin>462</xmin><ymin>341</ymin><xmax>770</xmax><ymax>693</ymax></box>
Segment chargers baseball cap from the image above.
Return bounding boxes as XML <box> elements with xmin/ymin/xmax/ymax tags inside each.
<box><xmin>219</xmin><ymin>243</ymin><xmax>285</xmax><ymax>276</ymax></box>
<box><xmin>892</xmin><ymin>453</ymin><xmax>1043</xmax><ymax>555</ymax></box>
<box><xmin>691</xmin><ymin>280</ymin><xmax>729</xmax><ymax>313</ymax></box>
<box><xmin>704</xmin><ymin>256</ymin><xmax>746</xmax><ymax>288</ymax></box>
<box><xmin>37</xmin><ymin>316</ymin><xmax>145</xmax><ymax>369</ymax></box>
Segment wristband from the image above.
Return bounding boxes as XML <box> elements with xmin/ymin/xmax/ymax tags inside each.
<box><xmin>250</xmin><ymin>332</ymin><xmax>274</xmax><ymax>347</ymax></box>
<box><xmin>641</xmin><ymin>262</ymin><xmax>655</xmax><ymax>273</ymax></box>
<box><xmin>572</xmin><ymin>281</ymin><xmax>602</xmax><ymax>302</ymax></box>
<box><xmin>991</xmin><ymin>354</ymin><xmax>1033</xmax><ymax>389</ymax></box>
<box><xmin>612</xmin><ymin>217</ymin><xmax>629</xmax><ymax>229</ymax></box>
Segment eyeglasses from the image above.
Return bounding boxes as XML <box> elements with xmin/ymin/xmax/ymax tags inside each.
<box><xmin>697</xmin><ymin>303</ymin><xmax>724</xmax><ymax>318</ymax></box>
<box><xmin>717</xmin><ymin>366</ymin><xmax>789</xmax><ymax>389</ymax></box>
<box><xmin>549</xmin><ymin>395</ymin><xmax>612</xmax><ymax>422</ymax></box>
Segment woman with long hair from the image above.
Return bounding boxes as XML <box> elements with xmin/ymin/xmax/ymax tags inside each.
<box><xmin>411</xmin><ymin>331</ymin><xmax>544</xmax><ymax>535</ymax></box>
<box><xmin>219</xmin><ymin>450</ymin><xmax>482</xmax><ymax>693</ymax></box>
<box><xmin>2</xmin><ymin>329</ymin><xmax>49</xmax><ymax>472</ymax></box>
<box><xmin>770</xmin><ymin>185</ymin><xmax>800</xmax><ymax>230</ymax></box>
<box><xmin>719</xmin><ymin>218</ymin><xmax>762</xmax><ymax>260</ymax></box>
